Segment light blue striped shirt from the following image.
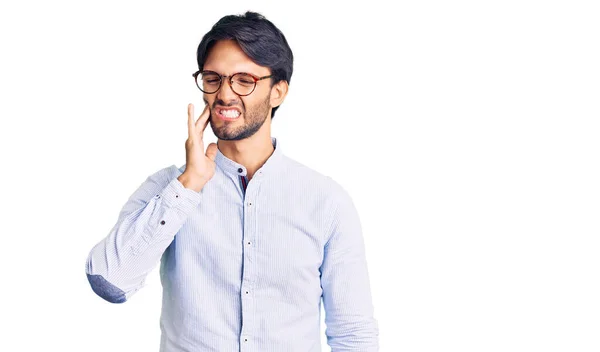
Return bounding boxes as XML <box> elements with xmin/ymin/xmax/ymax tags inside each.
<box><xmin>85</xmin><ymin>136</ymin><xmax>379</xmax><ymax>351</ymax></box>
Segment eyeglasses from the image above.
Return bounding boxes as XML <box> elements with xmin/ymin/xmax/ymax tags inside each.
<box><xmin>192</xmin><ymin>70</ymin><xmax>272</xmax><ymax>96</ymax></box>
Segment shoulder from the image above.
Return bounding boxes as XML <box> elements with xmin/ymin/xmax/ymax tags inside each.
<box><xmin>279</xmin><ymin>155</ymin><xmax>353</xmax><ymax>210</ymax></box>
<box><xmin>279</xmin><ymin>155</ymin><xmax>339</xmax><ymax>190</ymax></box>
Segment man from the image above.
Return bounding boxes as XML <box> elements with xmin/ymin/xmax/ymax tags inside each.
<box><xmin>85</xmin><ymin>11</ymin><xmax>379</xmax><ymax>351</ymax></box>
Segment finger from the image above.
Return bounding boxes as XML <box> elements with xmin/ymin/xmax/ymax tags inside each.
<box><xmin>206</xmin><ymin>142</ymin><xmax>218</xmax><ymax>161</ymax></box>
<box><xmin>187</xmin><ymin>103</ymin><xmax>195</xmax><ymax>139</ymax></box>
<box><xmin>195</xmin><ymin>103</ymin><xmax>211</xmax><ymax>131</ymax></box>
<box><xmin>201</xmin><ymin>110</ymin><xmax>211</xmax><ymax>132</ymax></box>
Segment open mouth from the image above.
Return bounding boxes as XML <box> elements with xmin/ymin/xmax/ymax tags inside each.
<box><xmin>216</xmin><ymin>108</ymin><xmax>241</xmax><ymax>121</ymax></box>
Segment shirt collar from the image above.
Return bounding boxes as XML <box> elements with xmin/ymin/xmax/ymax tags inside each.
<box><xmin>215</xmin><ymin>136</ymin><xmax>283</xmax><ymax>177</ymax></box>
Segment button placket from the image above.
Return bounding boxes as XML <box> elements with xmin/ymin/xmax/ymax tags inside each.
<box><xmin>240</xmin><ymin>185</ymin><xmax>258</xmax><ymax>343</ymax></box>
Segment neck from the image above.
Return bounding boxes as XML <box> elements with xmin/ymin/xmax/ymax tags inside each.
<box><xmin>217</xmin><ymin>134</ymin><xmax>274</xmax><ymax>180</ymax></box>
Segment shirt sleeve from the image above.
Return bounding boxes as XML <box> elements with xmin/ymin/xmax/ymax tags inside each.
<box><xmin>85</xmin><ymin>165</ymin><xmax>203</xmax><ymax>303</ymax></box>
<box><xmin>320</xmin><ymin>180</ymin><xmax>380</xmax><ymax>351</ymax></box>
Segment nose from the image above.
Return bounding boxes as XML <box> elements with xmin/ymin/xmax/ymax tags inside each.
<box><xmin>216</xmin><ymin>76</ymin><xmax>238</xmax><ymax>100</ymax></box>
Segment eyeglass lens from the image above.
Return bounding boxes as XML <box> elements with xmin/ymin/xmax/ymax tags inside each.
<box><xmin>197</xmin><ymin>72</ymin><xmax>256</xmax><ymax>95</ymax></box>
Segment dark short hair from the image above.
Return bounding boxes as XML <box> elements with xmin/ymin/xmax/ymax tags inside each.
<box><xmin>196</xmin><ymin>11</ymin><xmax>293</xmax><ymax>120</ymax></box>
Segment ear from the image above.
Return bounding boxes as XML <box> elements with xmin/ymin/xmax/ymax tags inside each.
<box><xmin>269</xmin><ymin>80</ymin><xmax>289</xmax><ymax>108</ymax></box>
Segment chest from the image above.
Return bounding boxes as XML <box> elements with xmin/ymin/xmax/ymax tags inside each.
<box><xmin>173</xmin><ymin>196</ymin><xmax>326</xmax><ymax>279</ymax></box>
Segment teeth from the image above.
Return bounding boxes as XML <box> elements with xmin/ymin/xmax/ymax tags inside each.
<box><xmin>220</xmin><ymin>109</ymin><xmax>240</xmax><ymax>118</ymax></box>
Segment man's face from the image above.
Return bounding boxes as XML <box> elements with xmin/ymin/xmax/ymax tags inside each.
<box><xmin>202</xmin><ymin>39</ymin><xmax>273</xmax><ymax>141</ymax></box>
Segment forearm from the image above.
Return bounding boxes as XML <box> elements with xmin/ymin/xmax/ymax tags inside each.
<box><xmin>85</xmin><ymin>166</ymin><xmax>202</xmax><ymax>303</ymax></box>
<box><xmin>322</xmin><ymin>256</ymin><xmax>379</xmax><ymax>351</ymax></box>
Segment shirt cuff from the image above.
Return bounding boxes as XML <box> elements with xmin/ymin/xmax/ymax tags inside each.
<box><xmin>155</xmin><ymin>175</ymin><xmax>203</xmax><ymax>214</ymax></box>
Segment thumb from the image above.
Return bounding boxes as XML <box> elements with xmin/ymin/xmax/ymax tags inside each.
<box><xmin>206</xmin><ymin>142</ymin><xmax>218</xmax><ymax>161</ymax></box>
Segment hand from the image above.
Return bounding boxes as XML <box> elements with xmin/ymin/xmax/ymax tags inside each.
<box><xmin>178</xmin><ymin>103</ymin><xmax>218</xmax><ymax>192</ymax></box>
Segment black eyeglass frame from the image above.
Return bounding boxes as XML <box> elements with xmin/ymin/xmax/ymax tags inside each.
<box><xmin>192</xmin><ymin>70</ymin><xmax>273</xmax><ymax>96</ymax></box>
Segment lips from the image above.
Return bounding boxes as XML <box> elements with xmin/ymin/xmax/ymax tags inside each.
<box><xmin>215</xmin><ymin>107</ymin><xmax>242</xmax><ymax>121</ymax></box>
<box><xmin>215</xmin><ymin>105</ymin><xmax>242</xmax><ymax>114</ymax></box>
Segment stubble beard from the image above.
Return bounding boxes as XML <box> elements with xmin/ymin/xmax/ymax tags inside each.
<box><xmin>210</xmin><ymin>92</ymin><xmax>271</xmax><ymax>141</ymax></box>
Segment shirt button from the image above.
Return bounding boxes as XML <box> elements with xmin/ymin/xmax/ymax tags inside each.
<box><xmin>247</xmin><ymin>241</ymin><xmax>251</xmax><ymax>245</ymax></box>
<box><xmin>160</xmin><ymin>220</ymin><xmax>166</xmax><ymax>225</ymax></box>
<box><xmin>238</xmin><ymin>168</ymin><xmax>243</xmax><ymax>173</ymax></box>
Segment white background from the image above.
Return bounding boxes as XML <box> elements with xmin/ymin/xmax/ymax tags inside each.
<box><xmin>1</xmin><ymin>0</ymin><xmax>599</xmax><ymax>351</ymax></box>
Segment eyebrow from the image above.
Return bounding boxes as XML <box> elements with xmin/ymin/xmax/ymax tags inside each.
<box><xmin>203</xmin><ymin>69</ymin><xmax>263</xmax><ymax>77</ymax></box>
